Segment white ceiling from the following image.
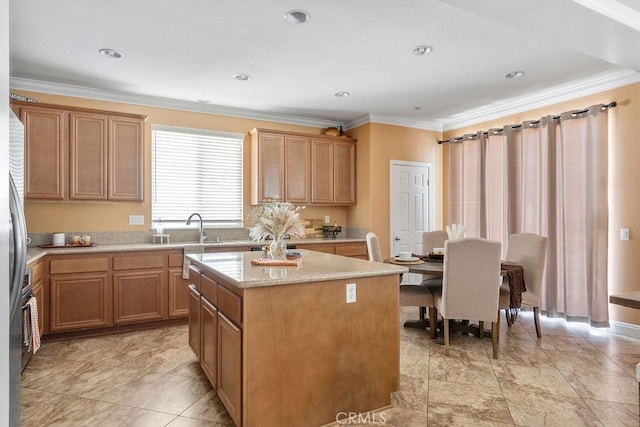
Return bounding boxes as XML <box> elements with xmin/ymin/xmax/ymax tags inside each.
<box><xmin>9</xmin><ymin>0</ymin><xmax>640</xmax><ymax>130</ymax></box>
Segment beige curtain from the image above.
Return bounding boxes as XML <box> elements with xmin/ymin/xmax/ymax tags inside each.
<box><xmin>448</xmin><ymin>105</ymin><xmax>609</xmax><ymax>326</ymax></box>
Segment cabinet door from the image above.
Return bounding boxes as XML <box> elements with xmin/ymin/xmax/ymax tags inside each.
<box><xmin>201</xmin><ymin>297</ymin><xmax>218</xmax><ymax>387</ymax></box>
<box><xmin>334</xmin><ymin>141</ymin><xmax>356</xmax><ymax>205</ymax></box>
<box><xmin>254</xmin><ymin>133</ymin><xmax>284</xmax><ymax>203</ymax></box>
<box><xmin>168</xmin><ymin>268</ymin><xmax>190</xmax><ymax>318</ymax></box>
<box><xmin>69</xmin><ymin>112</ymin><xmax>108</xmax><ymax>200</ymax></box>
<box><xmin>310</xmin><ymin>139</ymin><xmax>334</xmax><ymax>204</ymax></box>
<box><xmin>113</xmin><ymin>270</ymin><xmax>167</xmax><ymax>324</ymax></box>
<box><xmin>217</xmin><ymin>312</ymin><xmax>242</xmax><ymax>426</ymax></box>
<box><xmin>21</xmin><ymin>106</ymin><xmax>66</xmax><ymax>200</ymax></box>
<box><xmin>284</xmin><ymin>136</ymin><xmax>309</xmax><ymax>203</ymax></box>
<box><xmin>188</xmin><ymin>286</ymin><xmax>201</xmax><ymax>358</ymax></box>
<box><xmin>32</xmin><ymin>279</ymin><xmax>45</xmax><ymax>338</ymax></box>
<box><xmin>109</xmin><ymin>116</ymin><xmax>144</xmax><ymax>201</ymax></box>
<box><xmin>49</xmin><ymin>274</ymin><xmax>112</xmax><ymax>331</ymax></box>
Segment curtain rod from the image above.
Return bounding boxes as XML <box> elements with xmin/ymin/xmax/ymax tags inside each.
<box><xmin>437</xmin><ymin>101</ymin><xmax>617</xmax><ymax>145</ymax></box>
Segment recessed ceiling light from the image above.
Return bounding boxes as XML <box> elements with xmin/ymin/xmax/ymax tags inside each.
<box><xmin>284</xmin><ymin>10</ymin><xmax>310</xmax><ymax>24</ymax></box>
<box><xmin>504</xmin><ymin>70</ymin><xmax>525</xmax><ymax>79</ymax></box>
<box><xmin>414</xmin><ymin>106</ymin><xmax>423</xmax><ymax>111</ymax></box>
<box><xmin>410</xmin><ymin>45</ymin><xmax>433</xmax><ymax>56</ymax></box>
<box><xmin>334</xmin><ymin>91</ymin><xmax>350</xmax><ymax>97</ymax></box>
<box><xmin>572</xmin><ymin>0</ymin><xmax>640</xmax><ymax>33</ymax></box>
<box><xmin>98</xmin><ymin>48</ymin><xmax>122</xmax><ymax>59</ymax></box>
<box><xmin>233</xmin><ymin>73</ymin><xmax>251</xmax><ymax>81</ymax></box>
<box><xmin>197</xmin><ymin>99</ymin><xmax>210</xmax><ymax>104</ymax></box>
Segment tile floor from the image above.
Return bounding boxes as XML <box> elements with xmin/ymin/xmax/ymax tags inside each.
<box><xmin>21</xmin><ymin>308</ymin><xmax>640</xmax><ymax>426</ymax></box>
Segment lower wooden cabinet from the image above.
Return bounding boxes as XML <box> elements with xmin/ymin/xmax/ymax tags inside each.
<box><xmin>168</xmin><ymin>268</ymin><xmax>190</xmax><ymax>318</ymax></box>
<box><xmin>49</xmin><ymin>273</ymin><xmax>112</xmax><ymax>332</ymax></box>
<box><xmin>188</xmin><ymin>285</ymin><xmax>201</xmax><ymax>358</ymax></box>
<box><xmin>113</xmin><ymin>269</ymin><xmax>167</xmax><ymax>324</ymax></box>
<box><xmin>217</xmin><ymin>312</ymin><xmax>242</xmax><ymax>427</ymax></box>
<box><xmin>200</xmin><ymin>296</ymin><xmax>218</xmax><ymax>387</ymax></box>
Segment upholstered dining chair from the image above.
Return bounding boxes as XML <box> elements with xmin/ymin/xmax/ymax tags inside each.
<box><xmin>433</xmin><ymin>238</ymin><xmax>502</xmax><ymax>358</ymax></box>
<box><xmin>498</xmin><ymin>233</ymin><xmax>548</xmax><ymax>338</ymax></box>
<box><xmin>366</xmin><ymin>232</ymin><xmax>437</xmax><ymax>338</ymax></box>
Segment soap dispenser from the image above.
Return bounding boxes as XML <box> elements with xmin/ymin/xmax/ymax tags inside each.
<box><xmin>156</xmin><ymin>218</ymin><xmax>164</xmax><ymax>235</ymax></box>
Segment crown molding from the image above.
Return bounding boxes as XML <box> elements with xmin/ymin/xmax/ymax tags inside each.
<box><xmin>442</xmin><ymin>69</ymin><xmax>640</xmax><ymax>131</ymax></box>
<box><xmin>344</xmin><ymin>113</ymin><xmax>443</xmax><ymax>132</ymax></box>
<box><xmin>9</xmin><ymin>77</ymin><xmax>342</xmax><ymax>129</ymax></box>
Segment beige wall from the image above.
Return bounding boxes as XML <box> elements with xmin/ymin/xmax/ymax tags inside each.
<box><xmin>443</xmin><ymin>82</ymin><xmax>640</xmax><ymax>327</ymax></box>
<box><xmin>13</xmin><ymin>90</ymin><xmax>349</xmax><ymax>232</ymax></box>
<box><xmin>348</xmin><ymin>122</ymin><xmax>443</xmax><ymax>259</ymax></box>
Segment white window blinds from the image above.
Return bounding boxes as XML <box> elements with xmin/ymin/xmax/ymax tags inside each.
<box><xmin>151</xmin><ymin>126</ymin><xmax>243</xmax><ymax>226</ymax></box>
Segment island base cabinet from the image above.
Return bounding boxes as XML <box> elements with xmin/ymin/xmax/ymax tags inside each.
<box><xmin>200</xmin><ymin>297</ymin><xmax>218</xmax><ymax>387</ymax></box>
<box><xmin>217</xmin><ymin>312</ymin><xmax>242</xmax><ymax>427</ymax></box>
<box><xmin>49</xmin><ymin>274</ymin><xmax>112</xmax><ymax>332</ymax></box>
<box><xmin>242</xmin><ymin>276</ymin><xmax>400</xmax><ymax>426</ymax></box>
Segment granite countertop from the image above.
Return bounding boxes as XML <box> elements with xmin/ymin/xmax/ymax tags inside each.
<box><xmin>26</xmin><ymin>237</ymin><xmax>366</xmax><ymax>263</ymax></box>
<box><xmin>187</xmin><ymin>249</ymin><xmax>407</xmax><ymax>289</ymax></box>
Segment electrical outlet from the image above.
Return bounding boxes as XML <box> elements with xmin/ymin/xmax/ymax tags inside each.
<box><xmin>325</xmin><ymin>215</ymin><xmax>330</xmax><ymax>224</ymax></box>
<box><xmin>621</xmin><ymin>228</ymin><xmax>630</xmax><ymax>240</ymax></box>
<box><xmin>129</xmin><ymin>215</ymin><xmax>145</xmax><ymax>225</ymax></box>
<box><xmin>346</xmin><ymin>283</ymin><xmax>356</xmax><ymax>303</ymax></box>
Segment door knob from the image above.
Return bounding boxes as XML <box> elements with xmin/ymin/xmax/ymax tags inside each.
<box><xmin>394</xmin><ymin>236</ymin><xmax>401</xmax><ymax>241</ymax></box>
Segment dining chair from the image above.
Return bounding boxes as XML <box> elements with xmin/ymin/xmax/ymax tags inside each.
<box><xmin>366</xmin><ymin>232</ymin><xmax>437</xmax><ymax>338</ymax></box>
<box><xmin>433</xmin><ymin>238</ymin><xmax>502</xmax><ymax>358</ymax></box>
<box><xmin>498</xmin><ymin>233</ymin><xmax>548</xmax><ymax>338</ymax></box>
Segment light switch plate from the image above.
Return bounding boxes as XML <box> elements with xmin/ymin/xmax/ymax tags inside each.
<box><xmin>129</xmin><ymin>215</ymin><xmax>145</xmax><ymax>225</ymax></box>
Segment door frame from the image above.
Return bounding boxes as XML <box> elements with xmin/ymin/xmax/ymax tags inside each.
<box><xmin>389</xmin><ymin>160</ymin><xmax>433</xmax><ymax>258</ymax></box>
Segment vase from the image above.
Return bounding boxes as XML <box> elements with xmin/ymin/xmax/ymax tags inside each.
<box><xmin>269</xmin><ymin>237</ymin><xmax>287</xmax><ymax>260</ymax></box>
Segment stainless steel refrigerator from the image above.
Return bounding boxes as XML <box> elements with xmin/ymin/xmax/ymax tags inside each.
<box><xmin>8</xmin><ymin>109</ymin><xmax>27</xmax><ymax>426</ymax></box>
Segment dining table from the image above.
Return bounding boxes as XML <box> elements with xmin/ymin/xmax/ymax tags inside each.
<box><xmin>386</xmin><ymin>256</ymin><xmax>525</xmax><ymax>337</ymax></box>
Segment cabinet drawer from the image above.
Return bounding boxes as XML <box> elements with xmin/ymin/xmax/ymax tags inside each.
<box><xmin>217</xmin><ymin>284</ymin><xmax>242</xmax><ymax>327</ymax></box>
<box><xmin>201</xmin><ymin>274</ymin><xmax>217</xmax><ymax>305</ymax></box>
<box><xmin>30</xmin><ymin>260</ymin><xmax>44</xmax><ymax>283</ymax></box>
<box><xmin>50</xmin><ymin>257</ymin><xmax>109</xmax><ymax>274</ymax></box>
<box><xmin>189</xmin><ymin>265</ymin><xmax>201</xmax><ymax>291</ymax></box>
<box><xmin>168</xmin><ymin>253</ymin><xmax>184</xmax><ymax>268</ymax></box>
<box><xmin>300</xmin><ymin>244</ymin><xmax>335</xmax><ymax>254</ymax></box>
<box><xmin>335</xmin><ymin>243</ymin><xmax>367</xmax><ymax>257</ymax></box>
<box><xmin>113</xmin><ymin>254</ymin><xmax>164</xmax><ymax>270</ymax></box>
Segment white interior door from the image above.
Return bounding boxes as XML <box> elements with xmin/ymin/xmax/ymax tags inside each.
<box><xmin>390</xmin><ymin>161</ymin><xmax>431</xmax><ymax>284</ymax></box>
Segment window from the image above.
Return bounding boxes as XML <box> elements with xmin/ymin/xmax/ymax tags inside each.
<box><xmin>151</xmin><ymin>126</ymin><xmax>243</xmax><ymax>227</ymax></box>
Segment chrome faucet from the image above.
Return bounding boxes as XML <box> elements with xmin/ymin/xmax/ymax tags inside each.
<box><xmin>186</xmin><ymin>213</ymin><xmax>207</xmax><ymax>243</ymax></box>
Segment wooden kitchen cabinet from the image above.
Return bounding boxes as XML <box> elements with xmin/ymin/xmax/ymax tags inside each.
<box><xmin>311</xmin><ymin>138</ymin><xmax>356</xmax><ymax>205</ymax></box>
<box><xmin>49</xmin><ymin>273</ymin><xmax>112</xmax><ymax>332</ymax></box>
<box><xmin>200</xmin><ymin>296</ymin><xmax>218</xmax><ymax>387</ymax></box>
<box><xmin>217</xmin><ymin>312</ymin><xmax>242</xmax><ymax>426</ymax></box>
<box><xmin>69</xmin><ymin>112</ymin><xmax>108</xmax><ymax>200</ymax></box>
<box><xmin>250</xmin><ymin>128</ymin><xmax>355</xmax><ymax>206</ymax></box>
<box><xmin>13</xmin><ymin>101</ymin><xmax>146</xmax><ymax>202</ymax></box>
<box><xmin>29</xmin><ymin>258</ymin><xmax>45</xmax><ymax>337</ymax></box>
<box><xmin>168</xmin><ymin>268</ymin><xmax>190</xmax><ymax>318</ymax></box>
<box><xmin>188</xmin><ymin>285</ymin><xmax>202</xmax><ymax>358</ymax></box>
<box><xmin>113</xmin><ymin>253</ymin><xmax>166</xmax><ymax>324</ymax></box>
<box><xmin>20</xmin><ymin>105</ymin><xmax>66</xmax><ymax>200</ymax></box>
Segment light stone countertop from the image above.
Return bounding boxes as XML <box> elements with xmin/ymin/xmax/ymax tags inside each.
<box><xmin>26</xmin><ymin>237</ymin><xmax>365</xmax><ymax>263</ymax></box>
<box><xmin>187</xmin><ymin>249</ymin><xmax>407</xmax><ymax>289</ymax></box>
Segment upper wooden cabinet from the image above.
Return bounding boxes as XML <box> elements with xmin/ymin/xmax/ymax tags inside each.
<box><xmin>14</xmin><ymin>101</ymin><xmax>146</xmax><ymax>202</ymax></box>
<box><xmin>250</xmin><ymin>128</ymin><xmax>356</xmax><ymax>205</ymax></box>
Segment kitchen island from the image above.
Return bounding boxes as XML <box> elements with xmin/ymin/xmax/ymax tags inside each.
<box><xmin>187</xmin><ymin>249</ymin><xmax>407</xmax><ymax>427</ymax></box>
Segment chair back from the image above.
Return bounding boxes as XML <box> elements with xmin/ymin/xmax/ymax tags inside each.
<box><xmin>441</xmin><ymin>238</ymin><xmax>502</xmax><ymax>322</ymax></box>
<box><xmin>366</xmin><ymin>232</ymin><xmax>383</xmax><ymax>262</ymax></box>
<box><xmin>422</xmin><ymin>230</ymin><xmax>447</xmax><ymax>254</ymax></box>
<box><xmin>506</xmin><ymin>233</ymin><xmax>547</xmax><ymax>301</ymax></box>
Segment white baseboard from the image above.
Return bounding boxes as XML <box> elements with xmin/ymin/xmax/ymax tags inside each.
<box><xmin>608</xmin><ymin>321</ymin><xmax>640</xmax><ymax>339</ymax></box>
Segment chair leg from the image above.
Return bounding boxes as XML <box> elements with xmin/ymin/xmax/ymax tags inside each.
<box><xmin>428</xmin><ymin>307</ymin><xmax>437</xmax><ymax>339</ymax></box>
<box><xmin>492</xmin><ymin>312</ymin><xmax>500</xmax><ymax>359</ymax></box>
<box><xmin>479</xmin><ymin>321</ymin><xmax>484</xmax><ymax>338</ymax></box>
<box><xmin>443</xmin><ymin>318</ymin><xmax>450</xmax><ymax>355</ymax></box>
<box><xmin>504</xmin><ymin>308</ymin><xmax>512</xmax><ymax>326</ymax></box>
<box><xmin>533</xmin><ymin>307</ymin><xmax>542</xmax><ymax>338</ymax></box>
